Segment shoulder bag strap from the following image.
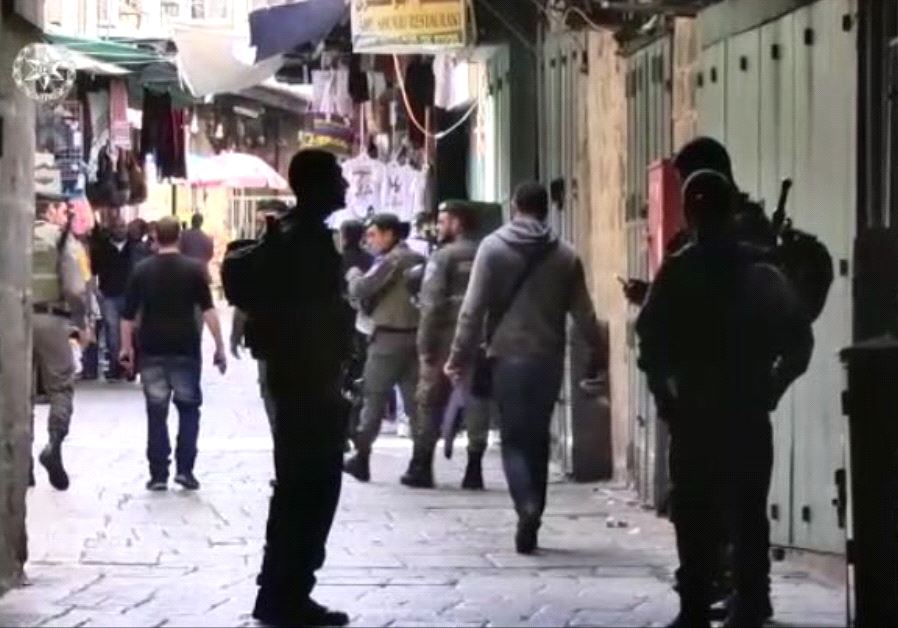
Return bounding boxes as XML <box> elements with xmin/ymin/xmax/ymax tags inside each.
<box><xmin>486</xmin><ymin>240</ymin><xmax>558</xmax><ymax>343</ymax></box>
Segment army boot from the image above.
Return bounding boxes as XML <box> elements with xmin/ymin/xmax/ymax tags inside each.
<box><xmin>461</xmin><ymin>450</ymin><xmax>485</xmax><ymax>490</ymax></box>
<box><xmin>343</xmin><ymin>451</ymin><xmax>371</xmax><ymax>483</ymax></box>
<box><xmin>39</xmin><ymin>434</ymin><xmax>69</xmax><ymax>491</ymax></box>
<box><xmin>400</xmin><ymin>447</ymin><xmax>435</xmax><ymax>489</ymax></box>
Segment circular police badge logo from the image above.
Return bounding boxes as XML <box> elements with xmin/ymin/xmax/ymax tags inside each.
<box><xmin>12</xmin><ymin>44</ymin><xmax>76</xmax><ymax>102</ymax></box>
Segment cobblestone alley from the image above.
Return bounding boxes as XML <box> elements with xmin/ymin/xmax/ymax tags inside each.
<box><xmin>0</xmin><ymin>335</ymin><xmax>846</xmax><ymax>627</ymax></box>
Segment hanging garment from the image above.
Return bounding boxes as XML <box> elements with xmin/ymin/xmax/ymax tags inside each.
<box><xmin>109</xmin><ymin>79</ymin><xmax>131</xmax><ymax>149</ymax></box>
<box><xmin>140</xmin><ymin>90</ymin><xmax>187</xmax><ymax>180</ymax></box>
<box><xmin>342</xmin><ymin>153</ymin><xmax>386</xmax><ymax>219</ymax></box>
<box><xmin>349</xmin><ymin>54</ymin><xmax>370</xmax><ymax>104</ymax></box>
<box><xmin>312</xmin><ymin>68</ymin><xmax>353</xmax><ymax>119</ymax></box>
<box><xmin>404</xmin><ymin>57</ymin><xmax>435</xmax><ymax>149</ymax></box>
<box><xmin>382</xmin><ymin>161</ymin><xmax>423</xmax><ymax>223</ymax></box>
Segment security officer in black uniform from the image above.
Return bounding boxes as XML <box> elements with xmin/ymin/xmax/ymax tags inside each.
<box><xmin>637</xmin><ymin>169</ymin><xmax>813</xmax><ymax>628</ymax></box>
<box><xmin>248</xmin><ymin>150</ymin><xmax>355</xmax><ymax>627</ymax></box>
<box><xmin>401</xmin><ymin>201</ymin><xmax>489</xmax><ymax>489</ymax></box>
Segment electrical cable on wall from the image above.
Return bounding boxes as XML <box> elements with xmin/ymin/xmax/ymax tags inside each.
<box><xmin>392</xmin><ymin>55</ymin><xmax>478</xmax><ymax>142</ymax></box>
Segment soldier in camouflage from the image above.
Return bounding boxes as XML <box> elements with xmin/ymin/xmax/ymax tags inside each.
<box><xmin>32</xmin><ymin>194</ymin><xmax>89</xmax><ymax>491</ymax></box>
<box><xmin>401</xmin><ymin>202</ymin><xmax>490</xmax><ymax>490</ymax></box>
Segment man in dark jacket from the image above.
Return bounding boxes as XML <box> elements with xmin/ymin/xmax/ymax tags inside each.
<box><xmin>636</xmin><ymin>169</ymin><xmax>813</xmax><ymax>628</ymax></box>
<box><xmin>402</xmin><ymin>201</ymin><xmax>487</xmax><ymax>489</ymax></box>
<box><xmin>248</xmin><ymin>150</ymin><xmax>354</xmax><ymax>627</ymax></box>
<box><xmin>445</xmin><ymin>183</ymin><xmax>606</xmax><ymax>555</ymax></box>
<box><xmin>91</xmin><ymin>216</ymin><xmax>135</xmax><ymax>381</ymax></box>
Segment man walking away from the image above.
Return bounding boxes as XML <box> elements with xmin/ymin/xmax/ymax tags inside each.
<box><xmin>344</xmin><ymin>213</ymin><xmax>426</xmax><ymax>483</ymax></box>
<box><xmin>90</xmin><ymin>216</ymin><xmax>135</xmax><ymax>381</ymax></box>
<box><xmin>180</xmin><ymin>213</ymin><xmax>215</xmax><ymax>266</ymax></box>
<box><xmin>119</xmin><ymin>217</ymin><xmax>227</xmax><ymax>492</ymax></box>
<box><xmin>446</xmin><ymin>182</ymin><xmax>606</xmax><ymax>554</ymax></box>
<box><xmin>32</xmin><ymin>195</ymin><xmax>89</xmax><ymax>490</ymax></box>
<box><xmin>404</xmin><ymin>201</ymin><xmax>488</xmax><ymax>489</ymax></box>
<box><xmin>230</xmin><ymin>150</ymin><xmax>354</xmax><ymax>627</ymax></box>
<box><xmin>637</xmin><ymin>169</ymin><xmax>813</xmax><ymax>628</ymax></box>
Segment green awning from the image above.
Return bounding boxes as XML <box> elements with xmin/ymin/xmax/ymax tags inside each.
<box><xmin>44</xmin><ymin>34</ymin><xmax>163</xmax><ymax>67</ymax></box>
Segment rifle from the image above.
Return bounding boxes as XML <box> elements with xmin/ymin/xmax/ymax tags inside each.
<box><xmin>771</xmin><ymin>178</ymin><xmax>794</xmax><ymax>236</ymax></box>
<box><xmin>56</xmin><ymin>207</ymin><xmax>75</xmax><ymax>253</ymax></box>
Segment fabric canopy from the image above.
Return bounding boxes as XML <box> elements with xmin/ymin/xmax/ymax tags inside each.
<box><xmin>249</xmin><ymin>0</ymin><xmax>348</xmax><ymax>62</ymax></box>
<box><xmin>188</xmin><ymin>153</ymin><xmax>288</xmax><ymax>191</ymax></box>
<box><xmin>173</xmin><ymin>26</ymin><xmax>284</xmax><ymax>98</ymax></box>
<box><xmin>46</xmin><ymin>34</ymin><xmax>162</xmax><ymax>67</ymax></box>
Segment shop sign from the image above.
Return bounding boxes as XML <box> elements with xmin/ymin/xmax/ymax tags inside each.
<box><xmin>351</xmin><ymin>0</ymin><xmax>467</xmax><ymax>54</ymax></box>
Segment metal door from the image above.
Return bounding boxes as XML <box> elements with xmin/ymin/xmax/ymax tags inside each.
<box><xmin>625</xmin><ymin>36</ymin><xmax>672</xmax><ymax>507</ymax></box>
<box><xmin>726</xmin><ymin>28</ymin><xmax>762</xmax><ymax>197</ymax></box>
<box><xmin>697</xmin><ymin>41</ymin><xmax>727</xmax><ymax>142</ymax></box>
<box><xmin>541</xmin><ymin>33</ymin><xmax>582</xmax><ymax>473</ymax></box>
<box><xmin>789</xmin><ymin>0</ymin><xmax>856</xmax><ymax>554</ymax></box>
<box><xmin>759</xmin><ymin>10</ymin><xmax>799</xmax><ymax>549</ymax></box>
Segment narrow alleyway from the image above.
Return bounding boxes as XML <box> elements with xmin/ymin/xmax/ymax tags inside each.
<box><xmin>0</xmin><ymin>324</ymin><xmax>845</xmax><ymax>627</ymax></box>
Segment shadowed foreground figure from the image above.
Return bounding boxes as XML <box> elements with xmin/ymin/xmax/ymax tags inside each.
<box><xmin>238</xmin><ymin>150</ymin><xmax>355</xmax><ymax>627</ymax></box>
<box><xmin>637</xmin><ymin>169</ymin><xmax>813</xmax><ymax>628</ymax></box>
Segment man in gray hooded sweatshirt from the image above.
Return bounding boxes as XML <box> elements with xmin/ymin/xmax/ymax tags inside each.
<box><xmin>445</xmin><ymin>182</ymin><xmax>606</xmax><ymax>554</ymax></box>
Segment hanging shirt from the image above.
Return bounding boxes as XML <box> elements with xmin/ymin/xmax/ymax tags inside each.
<box><xmin>381</xmin><ymin>161</ymin><xmax>422</xmax><ymax>223</ymax></box>
<box><xmin>342</xmin><ymin>154</ymin><xmax>386</xmax><ymax>220</ymax></box>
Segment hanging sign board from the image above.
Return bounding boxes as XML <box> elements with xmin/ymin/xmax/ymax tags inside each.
<box><xmin>351</xmin><ymin>0</ymin><xmax>467</xmax><ymax>54</ymax></box>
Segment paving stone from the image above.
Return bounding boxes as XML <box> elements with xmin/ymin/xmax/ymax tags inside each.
<box><xmin>0</xmin><ymin>333</ymin><xmax>848</xmax><ymax>627</ymax></box>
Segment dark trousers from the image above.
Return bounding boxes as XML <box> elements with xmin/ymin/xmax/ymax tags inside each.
<box><xmin>669</xmin><ymin>410</ymin><xmax>773</xmax><ymax>613</ymax></box>
<box><xmin>257</xmin><ymin>364</ymin><xmax>349</xmax><ymax>604</ymax></box>
<box><xmin>493</xmin><ymin>357</ymin><xmax>564</xmax><ymax>522</ymax></box>
<box><xmin>140</xmin><ymin>355</ymin><xmax>202</xmax><ymax>479</ymax></box>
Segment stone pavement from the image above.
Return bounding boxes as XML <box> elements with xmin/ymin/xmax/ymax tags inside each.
<box><xmin>0</xmin><ymin>335</ymin><xmax>846</xmax><ymax>627</ymax></box>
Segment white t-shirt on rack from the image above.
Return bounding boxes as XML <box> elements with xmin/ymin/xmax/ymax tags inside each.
<box><xmin>342</xmin><ymin>154</ymin><xmax>385</xmax><ymax>220</ymax></box>
<box><xmin>382</xmin><ymin>162</ymin><xmax>423</xmax><ymax>223</ymax></box>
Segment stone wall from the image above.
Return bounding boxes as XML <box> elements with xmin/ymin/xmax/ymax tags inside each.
<box><xmin>581</xmin><ymin>30</ymin><xmax>631</xmax><ymax>479</ymax></box>
<box><xmin>0</xmin><ymin>9</ymin><xmax>37</xmax><ymax>595</ymax></box>
<box><xmin>673</xmin><ymin>17</ymin><xmax>701</xmax><ymax>149</ymax></box>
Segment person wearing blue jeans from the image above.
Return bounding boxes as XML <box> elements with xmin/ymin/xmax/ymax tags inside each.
<box><xmin>120</xmin><ymin>217</ymin><xmax>227</xmax><ymax>491</ymax></box>
<box><xmin>101</xmin><ymin>294</ymin><xmax>125</xmax><ymax>377</ymax></box>
<box><xmin>492</xmin><ymin>357</ymin><xmax>564</xmax><ymax>522</ymax></box>
<box><xmin>141</xmin><ymin>355</ymin><xmax>203</xmax><ymax>483</ymax></box>
<box><xmin>446</xmin><ymin>182</ymin><xmax>606</xmax><ymax>555</ymax></box>
<box><xmin>90</xmin><ymin>217</ymin><xmax>136</xmax><ymax>381</ymax></box>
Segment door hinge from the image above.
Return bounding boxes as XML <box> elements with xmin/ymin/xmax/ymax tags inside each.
<box><xmin>846</xmin><ymin>539</ymin><xmax>855</xmax><ymax>564</ymax></box>
<box><xmin>770</xmin><ymin>503</ymin><xmax>780</xmax><ymax>521</ymax></box>
<box><xmin>804</xmin><ymin>28</ymin><xmax>815</xmax><ymax>46</ymax></box>
<box><xmin>834</xmin><ymin>468</ymin><xmax>847</xmax><ymax>529</ymax></box>
<box><xmin>843</xmin><ymin>13</ymin><xmax>853</xmax><ymax>32</ymax></box>
<box><xmin>771</xmin><ymin>44</ymin><xmax>781</xmax><ymax>60</ymax></box>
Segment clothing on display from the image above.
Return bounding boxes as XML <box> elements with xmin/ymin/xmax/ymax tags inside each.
<box><xmin>342</xmin><ymin>153</ymin><xmax>386</xmax><ymax>220</ymax></box>
<box><xmin>312</xmin><ymin>68</ymin><xmax>354</xmax><ymax>119</ymax></box>
<box><xmin>140</xmin><ymin>90</ymin><xmax>187</xmax><ymax>180</ymax></box>
<box><xmin>403</xmin><ymin>57</ymin><xmax>435</xmax><ymax>149</ymax></box>
<box><xmin>109</xmin><ymin>79</ymin><xmax>131</xmax><ymax>149</ymax></box>
<box><xmin>381</xmin><ymin>161</ymin><xmax>424</xmax><ymax>223</ymax></box>
<box><xmin>349</xmin><ymin>55</ymin><xmax>370</xmax><ymax>104</ymax></box>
